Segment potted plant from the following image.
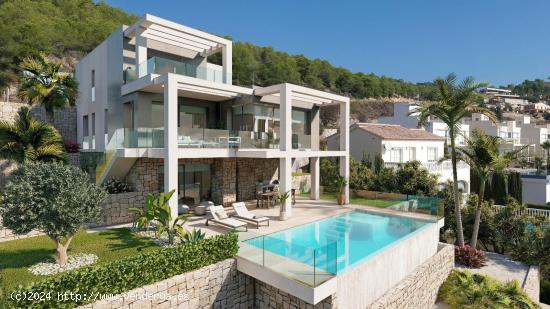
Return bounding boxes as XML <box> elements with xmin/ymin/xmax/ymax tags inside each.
<box><xmin>335</xmin><ymin>176</ymin><xmax>348</xmax><ymax>205</ymax></box>
<box><xmin>276</xmin><ymin>190</ymin><xmax>291</xmax><ymax>221</ymax></box>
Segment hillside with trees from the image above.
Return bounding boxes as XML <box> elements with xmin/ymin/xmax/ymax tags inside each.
<box><xmin>0</xmin><ymin>0</ymin><xmax>438</xmax><ymax>106</ymax></box>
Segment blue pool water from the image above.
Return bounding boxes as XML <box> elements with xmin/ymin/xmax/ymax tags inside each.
<box><xmin>244</xmin><ymin>211</ymin><xmax>431</xmax><ymax>273</ymax></box>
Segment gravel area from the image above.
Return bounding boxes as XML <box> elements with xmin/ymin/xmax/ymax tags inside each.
<box><xmin>28</xmin><ymin>253</ymin><xmax>98</xmax><ymax>276</ymax></box>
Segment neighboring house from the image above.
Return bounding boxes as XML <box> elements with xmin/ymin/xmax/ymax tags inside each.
<box><xmin>465</xmin><ymin>113</ymin><xmax>525</xmax><ymax>153</ymax></box>
<box><xmin>326</xmin><ymin>123</ymin><xmax>470</xmax><ymax>192</ymax></box>
<box><xmin>524</xmin><ymin>102</ymin><xmax>550</xmax><ymax>114</ymax></box>
<box><xmin>76</xmin><ymin>14</ymin><xmax>350</xmax><ymax>216</ymax></box>
<box><xmin>376</xmin><ymin>102</ymin><xmax>470</xmax><ymax>146</ymax></box>
<box><xmin>480</xmin><ymin>87</ymin><xmax>528</xmax><ymax>111</ymax></box>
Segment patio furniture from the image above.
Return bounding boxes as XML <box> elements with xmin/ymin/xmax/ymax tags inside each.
<box><xmin>260</xmin><ymin>191</ymin><xmax>276</xmax><ymax>208</ymax></box>
<box><xmin>206</xmin><ymin>206</ymin><xmax>248</xmax><ymax>231</ymax></box>
<box><xmin>194</xmin><ymin>205</ymin><xmax>207</xmax><ymax>216</ymax></box>
<box><xmin>178</xmin><ymin>136</ymin><xmax>201</xmax><ymax>147</ymax></box>
<box><xmin>178</xmin><ymin>204</ymin><xmax>190</xmax><ymax>214</ymax></box>
<box><xmin>231</xmin><ymin>202</ymin><xmax>270</xmax><ymax>228</ymax></box>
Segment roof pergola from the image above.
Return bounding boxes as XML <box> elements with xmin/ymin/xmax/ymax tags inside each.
<box><xmin>254</xmin><ymin>83</ymin><xmax>349</xmax><ymax>106</ymax></box>
<box><xmin>124</xmin><ymin>14</ymin><xmax>230</xmax><ymax>57</ymax></box>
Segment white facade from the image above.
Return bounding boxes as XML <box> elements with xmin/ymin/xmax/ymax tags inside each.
<box><xmin>76</xmin><ymin>14</ymin><xmax>351</xmax><ymax>215</ymax></box>
<box><xmin>522</xmin><ymin>175</ymin><xmax>550</xmax><ymax>205</ymax></box>
<box><xmin>377</xmin><ymin>102</ymin><xmax>469</xmax><ymax>146</ymax></box>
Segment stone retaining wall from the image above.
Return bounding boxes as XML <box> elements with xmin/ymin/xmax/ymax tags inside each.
<box><xmin>368</xmin><ymin>243</ymin><xmax>454</xmax><ymax>309</ymax></box>
<box><xmin>255</xmin><ymin>280</ymin><xmax>337</xmax><ymax>309</ymax></box>
<box><xmin>78</xmin><ymin>259</ymin><xmax>254</xmax><ymax>309</ymax></box>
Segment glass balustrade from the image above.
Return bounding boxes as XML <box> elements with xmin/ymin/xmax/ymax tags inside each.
<box><xmin>123</xmin><ymin>57</ymin><xmax>231</xmax><ymax>84</ymax></box>
<box><xmin>239</xmin><ymin>234</ymin><xmax>337</xmax><ymax>287</ymax></box>
<box><xmin>102</xmin><ymin>128</ymin><xmax>319</xmax><ymax>150</ymax></box>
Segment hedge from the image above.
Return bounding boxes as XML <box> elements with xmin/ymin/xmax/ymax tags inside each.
<box><xmin>9</xmin><ymin>232</ymin><xmax>239</xmax><ymax>309</ymax></box>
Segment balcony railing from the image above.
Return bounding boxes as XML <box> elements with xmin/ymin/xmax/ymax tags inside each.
<box><xmin>102</xmin><ymin>128</ymin><xmax>316</xmax><ymax>151</ymax></box>
<box><xmin>124</xmin><ymin>56</ymin><xmax>231</xmax><ymax>84</ymax></box>
<box><xmin>384</xmin><ymin>160</ymin><xmax>469</xmax><ymax>173</ymax></box>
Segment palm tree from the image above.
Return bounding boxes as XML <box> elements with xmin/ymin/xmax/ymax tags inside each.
<box><xmin>17</xmin><ymin>55</ymin><xmax>78</xmax><ymax>121</ymax></box>
<box><xmin>460</xmin><ymin>129</ymin><xmax>526</xmax><ymax>248</ymax></box>
<box><xmin>414</xmin><ymin>73</ymin><xmax>497</xmax><ymax>246</ymax></box>
<box><xmin>0</xmin><ymin>106</ymin><xmax>66</xmax><ymax>163</ymax></box>
<box><xmin>541</xmin><ymin>140</ymin><xmax>550</xmax><ymax>174</ymax></box>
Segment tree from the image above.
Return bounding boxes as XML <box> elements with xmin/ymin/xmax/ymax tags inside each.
<box><xmin>0</xmin><ymin>106</ymin><xmax>66</xmax><ymax>163</ymax></box>
<box><xmin>414</xmin><ymin>73</ymin><xmax>496</xmax><ymax>246</ymax></box>
<box><xmin>17</xmin><ymin>55</ymin><xmax>78</xmax><ymax>120</ymax></box>
<box><xmin>460</xmin><ymin>129</ymin><xmax>525</xmax><ymax>248</ymax></box>
<box><xmin>395</xmin><ymin>161</ymin><xmax>438</xmax><ymax>196</ymax></box>
<box><xmin>541</xmin><ymin>140</ymin><xmax>550</xmax><ymax>174</ymax></box>
<box><xmin>0</xmin><ymin>161</ymin><xmax>106</xmax><ymax>265</ymax></box>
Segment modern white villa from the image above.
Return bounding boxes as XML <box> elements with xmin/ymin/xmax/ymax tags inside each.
<box><xmin>76</xmin><ymin>14</ymin><xmax>350</xmax><ymax>219</ymax></box>
<box><xmin>326</xmin><ymin>123</ymin><xmax>471</xmax><ymax>192</ymax></box>
<box><xmin>73</xmin><ymin>14</ymin><xmax>453</xmax><ymax>309</ymax></box>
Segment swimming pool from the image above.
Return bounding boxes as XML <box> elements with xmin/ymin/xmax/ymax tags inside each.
<box><xmin>244</xmin><ymin>210</ymin><xmax>431</xmax><ymax>274</ymax></box>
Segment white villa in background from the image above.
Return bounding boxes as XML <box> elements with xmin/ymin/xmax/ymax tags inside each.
<box><xmin>326</xmin><ymin>123</ymin><xmax>471</xmax><ymax>193</ymax></box>
<box><xmin>376</xmin><ymin>102</ymin><xmax>470</xmax><ymax>146</ymax></box>
<box><xmin>480</xmin><ymin>87</ymin><xmax>529</xmax><ymax>111</ymax></box>
<box><xmin>76</xmin><ymin>14</ymin><xmax>350</xmax><ymax>219</ymax></box>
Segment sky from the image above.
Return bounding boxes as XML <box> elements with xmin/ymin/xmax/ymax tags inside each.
<box><xmin>104</xmin><ymin>0</ymin><xmax>550</xmax><ymax>86</ymax></box>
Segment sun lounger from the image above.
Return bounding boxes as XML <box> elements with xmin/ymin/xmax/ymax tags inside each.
<box><xmin>231</xmin><ymin>202</ymin><xmax>270</xmax><ymax>228</ymax></box>
<box><xmin>206</xmin><ymin>205</ymin><xmax>248</xmax><ymax>231</ymax></box>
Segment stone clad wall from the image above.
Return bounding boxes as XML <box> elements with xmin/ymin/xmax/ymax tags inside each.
<box><xmin>0</xmin><ymin>101</ymin><xmax>77</xmax><ymax>142</ymax></box>
<box><xmin>255</xmin><ymin>281</ymin><xmax>337</xmax><ymax>309</ymax></box>
<box><xmin>78</xmin><ymin>259</ymin><xmax>254</xmax><ymax>309</ymax></box>
<box><xmin>236</xmin><ymin>158</ymin><xmax>278</xmax><ymax>202</ymax></box>
<box><xmin>367</xmin><ymin>243</ymin><xmax>454</xmax><ymax>309</ymax></box>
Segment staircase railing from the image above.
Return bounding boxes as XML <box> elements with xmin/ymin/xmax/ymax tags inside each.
<box><xmin>95</xmin><ymin>129</ymin><xmax>125</xmax><ymax>184</ymax></box>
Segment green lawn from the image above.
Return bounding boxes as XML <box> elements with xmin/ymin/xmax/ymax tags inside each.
<box><xmin>0</xmin><ymin>228</ymin><xmax>160</xmax><ymax>301</ymax></box>
<box><xmin>301</xmin><ymin>192</ymin><xmax>400</xmax><ymax>208</ymax></box>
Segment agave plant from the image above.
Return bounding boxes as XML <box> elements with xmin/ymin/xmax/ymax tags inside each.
<box><xmin>129</xmin><ymin>190</ymin><xmax>174</xmax><ymax>234</ymax></box>
<box><xmin>180</xmin><ymin>228</ymin><xmax>206</xmax><ymax>244</ymax></box>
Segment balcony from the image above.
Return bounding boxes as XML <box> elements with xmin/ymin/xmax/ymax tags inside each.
<box><xmin>124</xmin><ymin>57</ymin><xmax>230</xmax><ymax>84</ymax></box>
<box><xmin>104</xmin><ymin>128</ymin><xmax>313</xmax><ymax>150</ymax></box>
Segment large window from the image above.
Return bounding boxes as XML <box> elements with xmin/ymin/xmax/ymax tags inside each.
<box><xmin>158</xmin><ymin>163</ymin><xmax>212</xmax><ymax>206</ymax></box>
<box><xmin>390</xmin><ymin>148</ymin><xmax>403</xmax><ymax>163</ymax></box>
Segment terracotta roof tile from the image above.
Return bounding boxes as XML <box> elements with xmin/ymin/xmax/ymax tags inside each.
<box><xmin>355</xmin><ymin>123</ymin><xmax>445</xmax><ymax>141</ymax></box>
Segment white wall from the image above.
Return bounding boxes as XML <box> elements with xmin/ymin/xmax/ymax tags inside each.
<box><xmin>522</xmin><ymin>177</ymin><xmax>550</xmax><ymax>205</ymax></box>
<box><xmin>377</xmin><ymin>102</ymin><xmax>419</xmax><ymax>129</ymax></box>
<box><xmin>380</xmin><ymin>140</ymin><xmax>445</xmax><ymax>164</ymax></box>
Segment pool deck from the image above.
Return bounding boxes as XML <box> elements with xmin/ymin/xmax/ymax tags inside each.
<box><xmin>182</xmin><ymin>197</ymin><xmax>441</xmax><ymax>239</ymax></box>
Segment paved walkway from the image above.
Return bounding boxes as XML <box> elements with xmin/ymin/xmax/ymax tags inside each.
<box><xmin>455</xmin><ymin>252</ymin><xmax>530</xmax><ymax>287</ymax></box>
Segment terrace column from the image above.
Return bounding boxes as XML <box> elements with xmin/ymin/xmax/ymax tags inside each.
<box><xmin>310</xmin><ymin>156</ymin><xmax>320</xmax><ymax>200</ymax></box>
<box><xmin>310</xmin><ymin>106</ymin><xmax>320</xmax><ymax>151</ymax></box>
<box><xmin>339</xmin><ymin>99</ymin><xmax>350</xmax><ymax>204</ymax></box>
<box><xmin>136</xmin><ymin>31</ymin><xmax>147</xmax><ymax>78</ymax></box>
<box><xmin>222</xmin><ymin>44</ymin><xmax>232</xmax><ymax>84</ymax></box>
<box><xmin>279</xmin><ymin>157</ymin><xmax>292</xmax><ymax>217</ymax></box>
<box><xmin>280</xmin><ymin>84</ymin><xmax>292</xmax><ymax>152</ymax></box>
<box><xmin>163</xmin><ymin>74</ymin><xmax>179</xmax><ymax>220</ymax></box>
<box><xmin>279</xmin><ymin>84</ymin><xmax>293</xmax><ymax>217</ymax></box>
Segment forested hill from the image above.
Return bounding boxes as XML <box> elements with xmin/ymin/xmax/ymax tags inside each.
<box><xmin>0</xmin><ymin>0</ymin><xmax>437</xmax><ymax>101</ymax></box>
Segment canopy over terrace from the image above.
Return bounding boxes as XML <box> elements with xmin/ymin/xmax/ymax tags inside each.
<box><xmin>124</xmin><ymin>14</ymin><xmax>232</xmax><ymax>83</ymax></box>
<box><xmin>132</xmin><ymin>74</ymin><xmax>350</xmax><ymax>220</ymax></box>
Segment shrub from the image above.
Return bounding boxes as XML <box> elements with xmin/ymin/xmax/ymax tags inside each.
<box><xmin>0</xmin><ymin>161</ymin><xmax>106</xmax><ymax>265</ymax></box>
<box><xmin>64</xmin><ymin>140</ymin><xmax>80</xmax><ymax>153</ymax></box>
<box><xmin>455</xmin><ymin>245</ymin><xmax>487</xmax><ymax>268</ymax></box>
<box><xmin>103</xmin><ymin>177</ymin><xmax>132</xmax><ymax>194</ymax></box>
<box><xmin>438</xmin><ymin>270</ymin><xmax>538</xmax><ymax>309</ymax></box>
<box><xmin>8</xmin><ymin>232</ymin><xmax>238</xmax><ymax>309</ymax></box>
